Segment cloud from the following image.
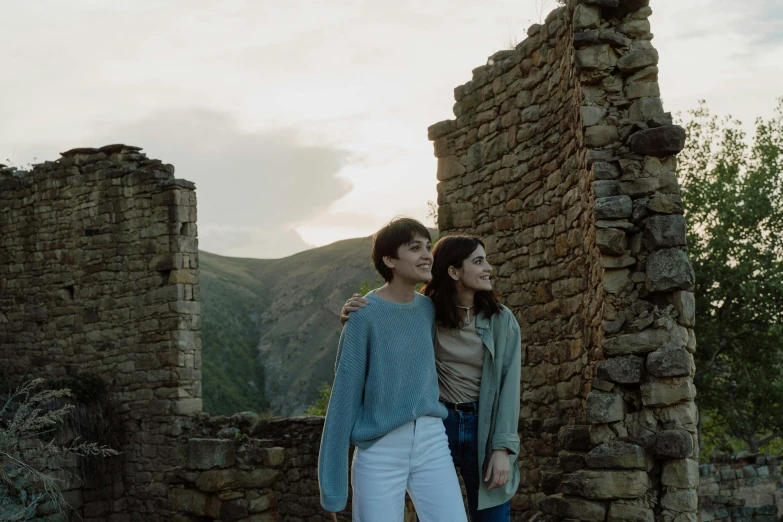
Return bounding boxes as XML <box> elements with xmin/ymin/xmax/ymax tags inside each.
<box><xmin>94</xmin><ymin>108</ymin><xmax>352</xmax><ymax>258</ymax></box>
<box><xmin>717</xmin><ymin>0</ymin><xmax>783</xmax><ymax>45</ymax></box>
<box><xmin>199</xmin><ymin>224</ymin><xmax>314</xmax><ymax>260</ymax></box>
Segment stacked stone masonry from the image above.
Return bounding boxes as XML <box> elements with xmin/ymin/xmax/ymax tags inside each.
<box><xmin>0</xmin><ymin>145</ymin><xmax>201</xmax><ymax>522</ymax></box>
<box><xmin>698</xmin><ymin>455</ymin><xmax>782</xmax><ymax>522</ymax></box>
<box><xmin>168</xmin><ymin>415</ymin><xmax>379</xmax><ymax>522</ymax></box>
<box><xmin>428</xmin><ymin>0</ymin><xmax>697</xmax><ymax>520</ymax></box>
<box><xmin>1</xmin><ymin>0</ymin><xmax>703</xmax><ymax>520</ymax></box>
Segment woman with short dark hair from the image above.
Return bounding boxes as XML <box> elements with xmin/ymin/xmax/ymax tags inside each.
<box><xmin>319</xmin><ymin>218</ymin><xmax>467</xmax><ymax>522</ymax></box>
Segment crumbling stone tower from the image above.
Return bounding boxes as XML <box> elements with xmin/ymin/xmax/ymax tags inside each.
<box><xmin>0</xmin><ymin>146</ymin><xmax>201</xmax><ymax>521</ymax></box>
<box><xmin>429</xmin><ymin>1</ymin><xmax>698</xmax><ymax>520</ymax></box>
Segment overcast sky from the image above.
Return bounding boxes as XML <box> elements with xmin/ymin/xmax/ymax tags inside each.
<box><xmin>2</xmin><ymin>0</ymin><xmax>781</xmax><ymax>258</ymax></box>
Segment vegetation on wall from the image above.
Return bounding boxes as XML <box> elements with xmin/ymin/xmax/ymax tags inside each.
<box><xmin>0</xmin><ymin>379</ymin><xmax>118</xmax><ymax>521</ymax></box>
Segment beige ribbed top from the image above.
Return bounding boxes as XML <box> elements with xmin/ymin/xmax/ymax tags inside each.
<box><xmin>435</xmin><ymin>322</ymin><xmax>485</xmax><ymax>403</ymax></box>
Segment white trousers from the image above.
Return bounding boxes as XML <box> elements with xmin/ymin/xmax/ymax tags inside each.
<box><xmin>351</xmin><ymin>415</ymin><xmax>467</xmax><ymax>522</ymax></box>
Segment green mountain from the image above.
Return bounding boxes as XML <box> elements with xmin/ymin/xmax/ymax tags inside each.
<box><xmin>199</xmin><ymin>236</ymin><xmax>380</xmax><ymax>416</ymax></box>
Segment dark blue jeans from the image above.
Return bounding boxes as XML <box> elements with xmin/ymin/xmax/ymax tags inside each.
<box><xmin>419</xmin><ymin>402</ymin><xmax>510</xmax><ymax>521</ymax></box>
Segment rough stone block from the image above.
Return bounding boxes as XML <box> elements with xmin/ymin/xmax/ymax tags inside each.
<box><xmin>646</xmin><ymin>248</ymin><xmax>695</xmax><ymax>292</ymax></box>
<box><xmin>168</xmin><ymin>488</ymin><xmax>219</xmax><ymax>518</ymax></box>
<box><xmin>169</xmin><ymin>269</ymin><xmax>198</xmax><ymax>285</ymax></box>
<box><xmin>593</xmin><ymin>180</ymin><xmax>621</xmax><ymax>198</ymax></box>
<box><xmin>658</xmin><ymin>402</ymin><xmax>698</xmax><ymax>426</ymax></box>
<box><xmin>647</xmin><ymin>348</ymin><xmax>692</xmax><ymax>377</ymax></box>
<box><xmin>655</xmin><ymin>429</ymin><xmax>694</xmax><ymax>458</ymax></box>
<box><xmin>628</xmin><ymin>125</ymin><xmax>687</xmax><ymax>156</ymax></box>
<box><xmin>187</xmin><ymin>439</ymin><xmax>237</xmax><ymax>470</ymax></box>
<box><xmin>574</xmin><ymin>4</ymin><xmax>601</xmax><ymax>30</ymax></box>
<box><xmin>662</xmin><ymin>459</ymin><xmax>699</xmax><ymax>488</ymax></box>
<box><xmin>641</xmin><ymin>380</ymin><xmax>696</xmax><ymax>407</ymax></box>
<box><xmin>586</xmin><ymin>125</ymin><xmax>620</xmax><ymax>147</ymax></box>
<box><xmin>586</xmin><ymin>441</ymin><xmax>648</xmax><ymax>469</ymax></box>
<box><xmin>582</xmin><ymin>106</ymin><xmax>607</xmax><ymax>127</ymax></box>
<box><xmin>539</xmin><ymin>494</ymin><xmax>607</xmax><ymax>522</ymax></box>
<box><xmin>428</xmin><ymin>119</ymin><xmax>454</xmax><ymax>140</ymax></box>
<box><xmin>586</xmin><ymin>392</ymin><xmax>625</xmax><ymax>424</ymax></box>
<box><xmin>643</xmin><ymin>214</ymin><xmax>687</xmax><ymax>249</ymax></box>
<box><xmin>619</xmin><ymin>171</ymin><xmax>679</xmax><ymax>197</ymax></box>
<box><xmin>597</xmin><ymin>228</ymin><xmax>626</xmax><ymax>255</ymax></box>
<box><xmin>594</xmin><ymin>161</ymin><xmax>621</xmax><ymax>180</ymax></box>
<box><xmin>149</xmin><ymin>253</ymin><xmax>184</xmax><ymax>271</ymax></box>
<box><xmin>560</xmin><ymin>470</ymin><xmax>650</xmax><ymax>499</ymax></box>
<box><xmin>607</xmin><ymin>503</ymin><xmax>654</xmax><ymax>522</ymax></box>
<box><xmin>559</xmin><ymin>425</ymin><xmax>592</xmax><ymax>451</ymax></box>
<box><xmin>660</xmin><ymin>488</ymin><xmax>698</xmax><ymax>512</ymax></box>
<box><xmin>596</xmin><ymin>356</ymin><xmax>644</xmax><ymax>384</ymax></box>
<box><xmin>603</xmin><ymin>268</ymin><xmax>631</xmax><ymax>294</ymax></box>
<box><xmin>437</xmin><ymin>155</ymin><xmax>465</xmax><ymax>181</ymax></box>
<box><xmin>617</xmin><ymin>18</ymin><xmax>651</xmax><ymax>37</ymax></box>
<box><xmin>647</xmin><ymin>193</ymin><xmax>683</xmax><ymax>214</ymax></box>
<box><xmin>617</xmin><ymin>49</ymin><xmax>659</xmax><ymax>72</ymax></box>
<box><xmin>602</xmin><ymin>328</ymin><xmax>669</xmax><ymax>356</ymax></box>
<box><xmin>248</xmin><ymin>493</ymin><xmax>276</xmax><ymax>514</ymax></box>
<box><xmin>195</xmin><ymin>469</ymin><xmax>280</xmax><ymax>492</ymax></box>
<box><xmin>600</xmin><ymin>255</ymin><xmax>636</xmax><ymax>269</ymax></box>
<box><xmin>575</xmin><ymin>45</ymin><xmax>617</xmax><ymax>72</ymax></box>
<box><xmin>626</xmin><ymin>82</ymin><xmax>661</xmax><ymax>100</ymax></box>
<box><xmin>595</xmin><ymin>196</ymin><xmax>632</xmax><ymax>220</ymax></box>
<box><xmin>219</xmin><ymin>498</ymin><xmax>248</xmax><ymax>520</ymax></box>
<box><xmin>629</xmin><ymin>97</ymin><xmax>664</xmax><ymax>122</ymax></box>
<box><xmin>672</xmin><ymin>291</ymin><xmax>695</xmax><ymax>326</ymax></box>
<box><xmin>173</xmin><ymin>398</ymin><xmax>203</xmax><ymax>415</ymax></box>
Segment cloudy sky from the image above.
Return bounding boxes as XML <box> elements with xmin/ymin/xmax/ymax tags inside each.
<box><xmin>2</xmin><ymin>0</ymin><xmax>781</xmax><ymax>258</ymax></box>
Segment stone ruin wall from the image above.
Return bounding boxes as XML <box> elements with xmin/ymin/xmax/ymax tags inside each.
<box><xmin>429</xmin><ymin>0</ymin><xmax>698</xmax><ymax>520</ymax></box>
<box><xmin>0</xmin><ymin>146</ymin><xmax>202</xmax><ymax>521</ymax></box>
<box><xmin>698</xmin><ymin>455</ymin><xmax>782</xmax><ymax>522</ymax></box>
<box><xmin>1</xmin><ymin>1</ymin><xmax>705</xmax><ymax>521</ymax></box>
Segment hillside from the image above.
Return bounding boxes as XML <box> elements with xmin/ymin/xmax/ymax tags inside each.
<box><xmin>199</xmin><ymin>236</ymin><xmax>380</xmax><ymax>416</ymax></box>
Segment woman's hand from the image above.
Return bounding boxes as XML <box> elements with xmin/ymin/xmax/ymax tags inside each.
<box><xmin>340</xmin><ymin>293</ymin><xmax>370</xmax><ymax>324</ymax></box>
<box><xmin>484</xmin><ymin>449</ymin><xmax>510</xmax><ymax>490</ymax></box>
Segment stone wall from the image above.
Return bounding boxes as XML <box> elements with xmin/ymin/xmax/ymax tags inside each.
<box><xmin>1</xmin><ymin>1</ymin><xmax>703</xmax><ymax>520</ymax></box>
<box><xmin>429</xmin><ymin>0</ymin><xmax>697</xmax><ymax>520</ymax></box>
<box><xmin>166</xmin><ymin>415</ymin><xmax>378</xmax><ymax>522</ymax></box>
<box><xmin>0</xmin><ymin>146</ymin><xmax>201</xmax><ymax>521</ymax></box>
<box><xmin>699</xmin><ymin>455</ymin><xmax>782</xmax><ymax>522</ymax></box>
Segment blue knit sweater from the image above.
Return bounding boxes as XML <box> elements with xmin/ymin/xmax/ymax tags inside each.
<box><xmin>318</xmin><ymin>291</ymin><xmax>447</xmax><ymax>512</ymax></box>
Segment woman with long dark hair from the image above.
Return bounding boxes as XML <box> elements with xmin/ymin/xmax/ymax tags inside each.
<box><xmin>342</xmin><ymin>235</ymin><xmax>521</xmax><ymax>521</ymax></box>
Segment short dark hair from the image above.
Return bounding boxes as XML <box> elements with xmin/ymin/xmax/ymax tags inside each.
<box><xmin>421</xmin><ymin>234</ymin><xmax>502</xmax><ymax>328</ymax></box>
<box><xmin>372</xmin><ymin>217</ymin><xmax>432</xmax><ymax>282</ymax></box>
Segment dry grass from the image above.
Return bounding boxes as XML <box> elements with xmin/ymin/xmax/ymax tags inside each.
<box><xmin>0</xmin><ymin>378</ymin><xmax>119</xmax><ymax>521</ymax></box>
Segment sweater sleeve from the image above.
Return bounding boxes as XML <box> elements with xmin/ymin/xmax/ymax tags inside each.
<box><xmin>318</xmin><ymin>313</ymin><xmax>369</xmax><ymax>513</ymax></box>
<box><xmin>491</xmin><ymin>310</ymin><xmax>522</xmax><ymax>455</ymax></box>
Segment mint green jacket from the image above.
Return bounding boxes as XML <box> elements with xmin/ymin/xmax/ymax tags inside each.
<box><xmin>472</xmin><ymin>305</ymin><xmax>522</xmax><ymax>510</ymax></box>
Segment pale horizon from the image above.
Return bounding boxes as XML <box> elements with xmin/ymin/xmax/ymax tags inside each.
<box><xmin>2</xmin><ymin>0</ymin><xmax>781</xmax><ymax>259</ymax></box>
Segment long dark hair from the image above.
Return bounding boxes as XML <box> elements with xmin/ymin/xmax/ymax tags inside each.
<box><xmin>421</xmin><ymin>235</ymin><xmax>502</xmax><ymax>328</ymax></box>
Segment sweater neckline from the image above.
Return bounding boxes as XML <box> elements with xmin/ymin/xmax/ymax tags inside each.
<box><xmin>366</xmin><ymin>289</ymin><xmax>422</xmax><ymax>309</ymax></box>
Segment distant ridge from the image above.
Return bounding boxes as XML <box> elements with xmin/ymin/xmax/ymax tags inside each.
<box><xmin>199</xmin><ymin>235</ymin><xmax>379</xmax><ymax>416</ymax></box>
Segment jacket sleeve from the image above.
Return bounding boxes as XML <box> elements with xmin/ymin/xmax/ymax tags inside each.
<box><xmin>318</xmin><ymin>313</ymin><xmax>369</xmax><ymax>512</ymax></box>
<box><xmin>491</xmin><ymin>310</ymin><xmax>522</xmax><ymax>455</ymax></box>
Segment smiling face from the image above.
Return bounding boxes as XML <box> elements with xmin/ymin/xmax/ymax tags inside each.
<box><xmin>383</xmin><ymin>234</ymin><xmax>433</xmax><ymax>284</ymax></box>
<box><xmin>449</xmin><ymin>244</ymin><xmax>493</xmax><ymax>293</ymax></box>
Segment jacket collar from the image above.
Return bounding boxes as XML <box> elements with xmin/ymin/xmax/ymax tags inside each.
<box><xmin>475</xmin><ymin>310</ymin><xmax>495</xmax><ymax>359</ymax></box>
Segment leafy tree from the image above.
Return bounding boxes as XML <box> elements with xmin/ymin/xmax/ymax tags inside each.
<box><xmin>678</xmin><ymin>98</ymin><xmax>783</xmax><ymax>454</ymax></box>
